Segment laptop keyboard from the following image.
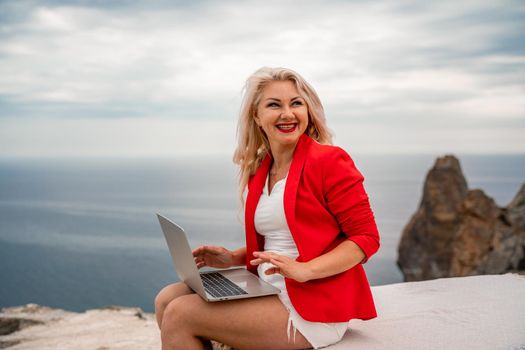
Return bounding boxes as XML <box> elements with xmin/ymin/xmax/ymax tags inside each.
<box><xmin>201</xmin><ymin>272</ymin><xmax>248</xmax><ymax>298</ymax></box>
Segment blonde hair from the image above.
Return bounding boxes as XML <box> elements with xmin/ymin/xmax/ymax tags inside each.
<box><xmin>233</xmin><ymin>67</ymin><xmax>333</xmax><ymax>206</ymax></box>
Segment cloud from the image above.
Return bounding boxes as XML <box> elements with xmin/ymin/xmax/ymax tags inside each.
<box><xmin>0</xmin><ymin>0</ymin><xmax>523</xmax><ymax>155</ymax></box>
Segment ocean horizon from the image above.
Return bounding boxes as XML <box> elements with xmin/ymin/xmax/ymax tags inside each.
<box><xmin>1</xmin><ymin>153</ymin><xmax>524</xmax><ymax>313</ymax></box>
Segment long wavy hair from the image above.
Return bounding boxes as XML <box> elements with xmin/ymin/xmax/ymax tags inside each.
<box><xmin>233</xmin><ymin>67</ymin><xmax>333</xmax><ymax>206</ymax></box>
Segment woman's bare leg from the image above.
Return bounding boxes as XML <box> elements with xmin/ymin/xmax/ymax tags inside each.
<box><xmin>161</xmin><ymin>294</ymin><xmax>312</xmax><ymax>350</ymax></box>
<box><xmin>154</xmin><ymin>282</ymin><xmax>193</xmax><ymax>328</ymax></box>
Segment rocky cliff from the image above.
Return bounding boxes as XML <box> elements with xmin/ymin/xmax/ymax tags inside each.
<box><xmin>397</xmin><ymin>155</ymin><xmax>525</xmax><ymax>281</ymax></box>
<box><xmin>0</xmin><ymin>304</ymin><xmax>234</xmax><ymax>350</ymax></box>
<box><xmin>0</xmin><ymin>304</ymin><xmax>160</xmax><ymax>349</ymax></box>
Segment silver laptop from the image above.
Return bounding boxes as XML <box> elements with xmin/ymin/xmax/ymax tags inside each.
<box><xmin>157</xmin><ymin>214</ymin><xmax>280</xmax><ymax>302</ymax></box>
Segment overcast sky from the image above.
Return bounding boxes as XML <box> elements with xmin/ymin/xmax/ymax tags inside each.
<box><xmin>0</xmin><ymin>0</ymin><xmax>524</xmax><ymax>157</ymax></box>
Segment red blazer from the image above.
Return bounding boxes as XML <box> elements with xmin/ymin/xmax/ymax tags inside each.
<box><xmin>245</xmin><ymin>133</ymin><xmax>380</xmax><ymax>322</ymax></box>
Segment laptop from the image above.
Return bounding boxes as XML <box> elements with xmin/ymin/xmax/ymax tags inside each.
<box><xmin>157</xmin><ymin>214</ymin><xmax>280</xmax><ymax>302</ymax></box>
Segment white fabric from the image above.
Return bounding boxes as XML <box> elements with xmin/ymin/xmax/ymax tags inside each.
<box><xmin>254</xmin><ymin>174</ymin><xmax>348</xmax><ymax>349</ymax></box>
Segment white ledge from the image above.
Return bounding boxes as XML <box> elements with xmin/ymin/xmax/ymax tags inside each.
<box><xmin>336</xmin><ymin>273</ymin><xmax>525</xmax><ymax>349</ymax></box>
<box><xmin>1</xmin><ymin>274</ymin><xmax>524</xmax><ymax>349</ymax></box>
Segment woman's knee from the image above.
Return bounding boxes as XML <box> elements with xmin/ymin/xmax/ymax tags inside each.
<box><xmin>161</xmin><ymin>294</ymin><xmax>201</xmax><ymax>332</ymax></box>
<box><xmin>161</xmin><ymin>296</ymin><xmax>210</xmax><ymax>349</ymax></box>
<box><xmin>155</xmin><ymin>282</ymin><xmax>192</xmax><ymax>312</ymax></box>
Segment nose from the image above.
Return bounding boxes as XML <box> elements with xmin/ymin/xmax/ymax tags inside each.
<box><xmin>280</xmin><ymin>105</ymin><xmax>294</xmax><ymax>119</ymax></box>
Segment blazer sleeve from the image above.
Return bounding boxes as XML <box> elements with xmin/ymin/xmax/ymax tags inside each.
<box><xmin>322</xmin><ymin>147</ymin><xmax>380</xmax><ymax>263</ymax></box>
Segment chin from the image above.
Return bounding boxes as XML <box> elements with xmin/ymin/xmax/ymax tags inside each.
<box><xmin>272</xmin><ymin>133</ymin><xmax>302</xmax><ymax>146</ymax></box>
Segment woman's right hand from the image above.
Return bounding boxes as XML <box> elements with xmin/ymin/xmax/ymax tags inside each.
<box><xmin>192</xmin><ymin>245</ymin><xmax>235</xmax><ymax>269</ymax></box>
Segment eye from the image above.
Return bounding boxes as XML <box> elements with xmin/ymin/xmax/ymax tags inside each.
<box><xmin>267</xmin><ymin>102</ymin><xmax>279</xmax><ymax>108</ymax></box>
<box><xmin>292</xmin><ymin>100</ymin><xmax>303</xmax><ymax>106</ymax></box>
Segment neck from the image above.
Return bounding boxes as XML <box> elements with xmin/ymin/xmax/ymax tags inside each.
<box><xmin>268</xmin><ymin>141</ymin><xmax>297</xmax><ymax>174</ymax></box>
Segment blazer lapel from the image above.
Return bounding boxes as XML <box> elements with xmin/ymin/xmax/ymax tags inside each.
<box><xmin>284</xmin><ymin>133</ymin><xmax>310</xmax><ymax>259</ymax></box>
<box><xmin>245</xmin><ymin>153</ymin><xmax>272</xmax><ymax>264</ymax></box>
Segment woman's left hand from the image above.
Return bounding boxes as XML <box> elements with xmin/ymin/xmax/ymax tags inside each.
<box><xmin>250</xmin><ymin>251</ymin><xmax>312</xmax><ymax>283</ymax></box>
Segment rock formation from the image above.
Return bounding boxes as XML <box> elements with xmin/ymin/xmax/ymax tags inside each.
<box><xmin>397</xmin><ymin>155</ymin><xmax>525</xmax><ymax>281</ymax></box>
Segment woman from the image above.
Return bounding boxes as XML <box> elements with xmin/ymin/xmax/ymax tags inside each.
<box><xmin>155</xmin><ymin>67</ymin><xmax>380</xmax><ymax>350</ymax></box>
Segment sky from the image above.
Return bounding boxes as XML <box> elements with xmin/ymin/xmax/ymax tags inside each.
<box><xmin>0</xmin><ymin>0</ymin><xmax>524</xmax><ymax>157</ymax></box>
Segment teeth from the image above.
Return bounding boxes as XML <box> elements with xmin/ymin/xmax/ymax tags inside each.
<box><xmin>277</xmin><ymin>124</ymin><xmax>295</xmax><ymax>130</ymax></box>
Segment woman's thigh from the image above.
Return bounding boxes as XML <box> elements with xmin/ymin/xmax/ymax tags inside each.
<box><xmin>156</xmin><ymin>282</ymin><xmax>193</xmax><ymax>305</ymax></box>
<box><xmin>163</xmin><ymin>294</ymin><xmax>312</xmax><ymax>350</ymax></box>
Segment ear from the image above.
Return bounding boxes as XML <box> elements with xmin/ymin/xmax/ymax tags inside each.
<box><xmin>253</xmin><ymin>113</ymin><xmax>261</xmax><ymax>127</ymax></box>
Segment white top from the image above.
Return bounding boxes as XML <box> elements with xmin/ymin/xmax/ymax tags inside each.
<box><xmin>253</xmin><ymin>173</ymin><xmax>348</xmax><ymax>349</ymax></box>
<box><xmin>254</xmin><ymin>175</ymin><xmax>299</xmax><ymax>257</ymax></box>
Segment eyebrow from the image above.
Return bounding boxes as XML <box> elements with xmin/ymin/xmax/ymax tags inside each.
<box><xmin>264</xmin><ymin>96</ymin><xmax>303</xmax><ymax>102</ymax></box>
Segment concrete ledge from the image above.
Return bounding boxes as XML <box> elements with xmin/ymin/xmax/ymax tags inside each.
<box><xmin>1</xmin><ymin>274</ymin><xmax>524</xmax><ymax>349</ymax></box>
<box><xmin>335</xmin><ymin>273</ymin><xmax>525</xmax><ymax>349</ymax></box>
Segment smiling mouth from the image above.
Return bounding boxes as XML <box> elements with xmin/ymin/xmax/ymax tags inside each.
<box><xmin>276</xmin><ymin>123</ymin><xmax>297</xmax><ymax>133</ymax></box>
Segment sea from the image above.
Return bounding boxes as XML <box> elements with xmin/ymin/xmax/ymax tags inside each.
<box><xmin>0</xmin><ymin>154</ymin><xmax>523</xmax><ymax>313</ymax></box>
